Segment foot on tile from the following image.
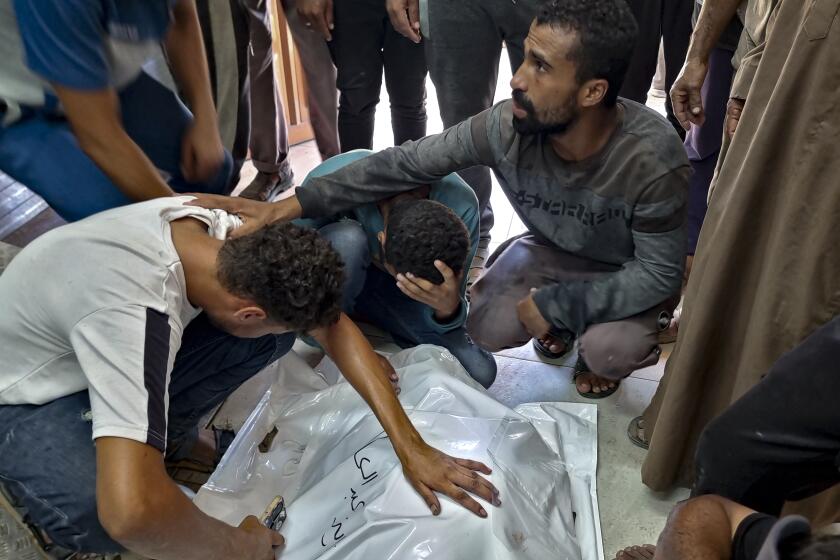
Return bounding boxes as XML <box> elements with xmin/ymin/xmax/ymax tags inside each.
<box><xmin>574</xmin><ymin>370</ymin><xmax>619</xmax><ymax>398</ymax></box>
<box><xmin>239</xmin><ymin>169</ymin><xmax>294</xmax><ymax>201</ymax></box>
<box><xmin>573</xmin><ymin>357</ymin><xmax>620</xmax><ymax>398</ymax></box>
<box><xmin>532</xmin><ymin>329</ymin><xmax>575</xmax><ymax>360</ymax></box>
<box><xmin>615</xmin><ymin>544</ymin><xmax>656</xmax><ymax>559</ymax></box>
<box><xmin>627</xmin><ymin>416</ymin><xmax>650</xmax><ymax>449</ymax></box>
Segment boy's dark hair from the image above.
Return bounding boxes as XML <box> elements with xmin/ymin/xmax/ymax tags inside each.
<box><xmin>217</xmin><ymin>222</ymin><xmax>344</xmax><ymax>332</ymax></box>
<box><xmin>536</xmin><ymin>0</ymin><xmax>638</xmax><ymax>106</ymax></box>
<box><xmin>384</xmin><ymin>199</ymin><xmax>470</xmax><ymax>285</ymax></box>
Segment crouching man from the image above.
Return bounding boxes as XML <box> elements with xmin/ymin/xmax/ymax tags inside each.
<box><xmin>296</xmin><ymin>150</ymin><xmax>497</xmax><ymax>388</ymax></box>
<box><xmin>189</xmin><ymin>0</ymin><xmax>690</xmax><ymax>399</ymax></box>
<box><xmin>0</xmin><ymin>197</ymin><xmax>499</xmax><ymax>559</ymax></box>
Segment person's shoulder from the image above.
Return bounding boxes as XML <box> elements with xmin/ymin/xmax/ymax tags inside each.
<box><xmin>431</xmin><ymin>174</ymin><xmax>479</xmax><ymax>216</ymax></box>
<box><xmin>303</xmin><ymin>149</ymin><xmax>374</xmax><ymax>183</ymax></box>
<box><xmin>615</xmin><ymin>99</ymin><xmax>690</xmax><ymax>196</ymax></box>
<box><xmin>618</xmin><ymin>98</ymin><xmax>689</xmax><ymax>169</ymax></box>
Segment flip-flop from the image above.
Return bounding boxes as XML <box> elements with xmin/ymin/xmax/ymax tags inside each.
<box><xmin>532</xmin><ymin>337</ymin><xmax>568</xmax><ymax>359</ymax></box>
<box><xmin>532</xmin><ymin>329</ymin><xmax>575</xmax><ymax>360</ymax></box>
<box><xmin>627</xmin><ymin>416</ymin><xmax>650</xmax><ymax>450</ymax></box>
<box><xmin>573</xmin><ymin>358</ymin><xmax>620</xmax><ymax>399</ymax></box>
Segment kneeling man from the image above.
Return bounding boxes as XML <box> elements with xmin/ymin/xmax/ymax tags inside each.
<box><xmin>0</xmin><ymin>198</ymin><xmax>498</xmax><ymax>559</ymax></box>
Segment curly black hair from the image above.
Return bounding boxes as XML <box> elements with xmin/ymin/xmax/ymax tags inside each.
<box><xmin>217</xmin><ymin>222</ymin><xmax>344</xmax><ymax>332</ymax></box>
<box><xmin>536</xmin><ymin>0</ymin><xmax>638</xmax><ymax>106</ymax></box>
<box><xmin>384</xmin><ymin>199</ymin><xmax>470</xmax><ymax>285</ymax></box>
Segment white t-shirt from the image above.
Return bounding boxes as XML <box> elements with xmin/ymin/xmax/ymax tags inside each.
<box><xmin>0</xmin><ymin>197</ymin><xmax>241</xmax><ymax>452</ymax></box>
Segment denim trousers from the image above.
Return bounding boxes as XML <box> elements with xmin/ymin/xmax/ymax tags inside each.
<box><xmin>0</xmin><ymin>313</ymin><xmax>294</xmax><ymax>553</ymax></box>
<box><xmin>0</xmin><ymin>72</ymin><xmax>234</xmax><ymax>223</ymax></box>
<box><xmin>317</xmin><ymin>220</ymin><xmax>497</xmax><ymax>388</ymax></box>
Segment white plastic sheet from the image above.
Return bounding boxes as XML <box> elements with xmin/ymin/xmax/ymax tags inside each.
<box><xmin>195</xmin><ymin>346</ymin><xmax>602</xmax><ymax>560</ymax></box>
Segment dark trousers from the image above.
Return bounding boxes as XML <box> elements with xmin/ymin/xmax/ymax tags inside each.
<box><xmin>0</xmin><ymin>314</ymin><xmax>294</xmax><ymax>553</ymax></box>
<box><xmin>467</xmin><ymin>235</ymin><xmax>674</xmax><ymax>380</ymax></box>
<box><xmin>685</xmin><ymin>46</ymin><xmax>736</xmax><ymax>254</ymax></box>
<box><xmin>329</xmin><ymin>0</ymin><xmax>428</xmax><ymax>152</ymax></box>
<box><xmin>693</xmin><ymin>315</ymin><xmax>840</xmax><ymax>515</ymax></box>
<box><xmin>424</xmin><ymin>0</ymin><xmax>541</xmax><ymax>238</ymax></box>
<box><xmin>620</xmin><ymin>0</ymin><xmax>694</xmax><ymax>137</ymax></box>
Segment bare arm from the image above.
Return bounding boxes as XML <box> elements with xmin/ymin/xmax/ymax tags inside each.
<box><xmin>654</xmin><ymin>495</ymin><xmax>757</xmax><ymax>560</ymax></box>
<box><xmin>96</xmin><ymin>437</ymin><xmax>282</xmax><ymax>560</ymax></box>
<box><xmin>311</xmin><ymin>314</ymin><xmax>501</xmax><ymax>517</ymax></box>
<box><xmin>54</xmin><ymin>85</ymin><xmax>175</xmax><ymax>201</ymax></box>
<box><xmin>670</xmin><ymin>0</ymin><xmax>743</xmax><ymax>129</ymax></box>
<box><xmin>164</xmin><ymin>0</ymin><xmax>225</xmax><ymax>182</ymax></box>
<box><xmin>686</xmin><ymin>0</ymin><xmax>743</xmax><ymax>65</ymax></box>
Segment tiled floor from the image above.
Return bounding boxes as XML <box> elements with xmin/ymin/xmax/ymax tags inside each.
<box><xmin>221</xmin><ymin>65</ymin><xmax>683</xmax><ymax>559</ymax></box>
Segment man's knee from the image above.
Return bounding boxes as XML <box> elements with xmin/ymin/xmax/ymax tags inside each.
<box><xmin>2</xmin><ymin>477</ymin><xmax>122</xmax><ymax>554</ymax></box>
<box><xmin>579</xmin><ymin>326</ymin><xmax>660</xmax><ymax>380</ymax></box>
<box><xmin>464</xmin><ymin>348</ymin><xmax>497</xmax><ymax>389</ymax></box>
<box><xmin>317</xmin><ymin>221</ymin><xmax>370</xmax><ymax>307</ymax></box>
<box><xmin>465</xmin><ymin>298</ymin><xmax>508</xmax><ymax>353</ymax></box>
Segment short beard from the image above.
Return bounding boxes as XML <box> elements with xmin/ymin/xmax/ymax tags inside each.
<box><xmin>512</xmin><ymin>114</ymin><xmax>575</xmax><ymax>136</ymax></box>
<box><xmin>512</xmin><ymin>90</ymin><xmax>578</xmax><ymax>136</ymax></box>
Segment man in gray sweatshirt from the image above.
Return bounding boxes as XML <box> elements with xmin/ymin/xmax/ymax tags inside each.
<box><xmin>191</xmin><ymin>0</ymin><xmax>690</xmax><ymax>398</ymax></box>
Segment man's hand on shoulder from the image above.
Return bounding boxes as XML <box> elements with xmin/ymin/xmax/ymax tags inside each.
<box><xmin>186</xmin><ymin>194</ymin><xmax>303</xmax><ymax>237</ymax></box>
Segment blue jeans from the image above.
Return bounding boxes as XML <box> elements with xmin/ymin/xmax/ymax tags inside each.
<box><xmin>317</xmin><ymin>220</ymin><xmax>497</xmax><ymax>388</ymax></box>
<box><xmin>0</xmin><ymin>72</ymin><xmax>234</xmax><ymax>222</ymax></box>
<box><xmin>0</xmin><ymin>313</ymin><xmax>294</xmax><ymax>554</ymax></box>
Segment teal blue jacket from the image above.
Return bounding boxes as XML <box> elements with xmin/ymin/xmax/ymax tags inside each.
<box><xmin>298</xmin><ymin>150</ymin><xmax>480</xmax><ymax>333</ymax></box>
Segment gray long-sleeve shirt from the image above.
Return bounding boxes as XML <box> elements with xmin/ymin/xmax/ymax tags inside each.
<box><xmin>297</xmin><ymin>99</ymin><xmax>690</xmax><ymax>334</ymax></box>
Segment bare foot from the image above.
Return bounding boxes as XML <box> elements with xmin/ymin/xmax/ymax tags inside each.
<box><xmin>538</xmin><ymin>333</ymin><xmax>568</xmax><ymax>355</ymax></box>
<box><xmin>575</xmin><ymin>371</ymin><xmax>617</xmax><ymax>395</ymax></box>
<box><xmin>615</xmin><ymin>544</ymin><xmax>656</xmax><ymax>559</ymax></box>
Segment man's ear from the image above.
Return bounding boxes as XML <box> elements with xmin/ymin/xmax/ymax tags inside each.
<box><xmin>579</xmin><ymin>78</ymin><xmax>609</xmax><ymax>108</ymax></box>
<box><xmin>233</xmin><ymin>306</ymin><xmax>267</xmax><ymax>322</ymax></box>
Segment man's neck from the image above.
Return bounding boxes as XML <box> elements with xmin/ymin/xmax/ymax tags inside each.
<box><xmin>170</xmin><ymin>218</ymin><xmax>226</xmax><ymax>309</ymax></box>
<box><xmin>548</xmin><ymin>104</ymin><xmax>621</xmax><ymax>162</ymax></box>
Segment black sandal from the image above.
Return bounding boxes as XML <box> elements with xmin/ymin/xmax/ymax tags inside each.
<box><xmin>573</xmin><ymin>358</ymin><xmax>621</xmax><ymax>399</ymax></box>
<box><xmin>532</xmin><ymin>329</ymin><xmax>575</xmax><ymax>360</ymax></box>
<box><xmin>627</xmin><ymin>416</ymin><xmax>650</xmax><ymax>449</ymax></box>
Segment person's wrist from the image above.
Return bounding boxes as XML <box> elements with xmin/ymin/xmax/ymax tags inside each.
<box><xmin>269</xmin><ymin>197</ymin><xmax>303</xmax><ymax>223</ymax></box>
<box><xmin>390</xmin><ymin>424</ymin><xmax>426</xmax><ymax>463</ymax></box>
<box><xmin>685</xmin><ymin>54</ymin><xmax>710</xmax><ymax>69</ymax></box>
<box><xmin>433</xmin><ymin>299</ymin><xmax>460</xmax><ymax>322</ymax></box>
